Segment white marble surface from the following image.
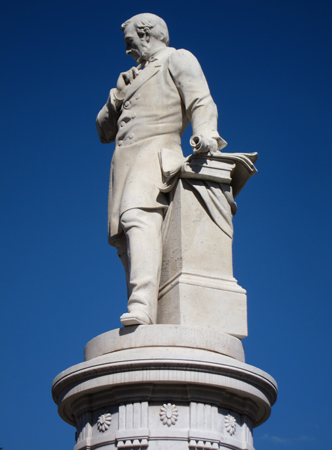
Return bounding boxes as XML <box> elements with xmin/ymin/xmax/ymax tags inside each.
<box><xmin>51</xmin><ymin>13</ymin><xmax>276</xmax><ymax>450</ymax></box>
<box><xmin>52</xmin><ymin>328</ymin><xmax>277</xmax><ymax>450</ymax></box>
<box><xmin>96</xmin><ymin>13</ymin><xmax>230</xmax><ymax>326</ymax></box>
<box><xmin>159</xmin><ymin>178</ymin><xmax>248</xmax><ymax>337</ymax></box>
<box><xmin>84</xmin><ymin>325</ymin><xmax>245</xmax><ymax>362</ymax></box>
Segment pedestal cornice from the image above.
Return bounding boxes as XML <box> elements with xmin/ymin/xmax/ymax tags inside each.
<box><xmin>52</xmin><ymin>327</ymin><xmax>277</xmax><ymax>433</ymax></box>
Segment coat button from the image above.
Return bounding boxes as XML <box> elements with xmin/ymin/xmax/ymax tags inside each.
<box><xmin>118</xmin><ymin>140</ymin><xmax>123</xmax><ymax>146</ymax></box>
<box><xmin>131</xmin><ymin>112</ymin><xmax>137</xmax><ymax>119</ymax></box>
<box><xmin>124</xmin><ymin>101</ymin><xmax>130</xmax><ymax>108</ymax></box>
<box><xmin>135</xmin><ymin>94</ymin><xmax>141</xmax><ymax>100</ymax></box>
<box><xmin>120</xmin><ymin>121</ymin><xmax>125</xmax><ymax>127</ymax></box>
<box><xmin>128</xmin><ymin>133</ymin><xmax>134</xmax><ymax>139</ymax></box>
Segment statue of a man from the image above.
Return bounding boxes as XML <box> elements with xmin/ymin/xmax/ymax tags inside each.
<box><xmin>96</xmin><ymin>13</ymin><xmax>227</xmax><ymax>326</ymax></box>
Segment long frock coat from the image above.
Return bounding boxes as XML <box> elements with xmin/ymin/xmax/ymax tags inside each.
<box><xmin>96</xmin><ymin>47</ymin><xmax>224</xmax><ymax>244</ymax></box>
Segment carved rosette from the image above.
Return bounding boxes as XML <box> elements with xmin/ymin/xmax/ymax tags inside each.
<box><xmin>159</xmin><ymin>403</ymin><xmax>179</xmax><ymax>426</ymax></box>
<box><xmin>97</xmin><ymin>412</ymin><xmax>112</xmax><ymax>432</ymax></box>
<box><xmin>224</xmin><ymin>414</ymin><xmax>236</xmax><ymax>436</ymax></box>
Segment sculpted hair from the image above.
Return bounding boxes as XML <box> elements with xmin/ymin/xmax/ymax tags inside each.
<box><xmin>121</xmin><ymin>13</ymin><xmax>170</xmax><ymax>46</ymax></box>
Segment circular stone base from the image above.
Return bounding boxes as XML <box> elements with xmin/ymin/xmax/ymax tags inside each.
<box><xmin>84</xmin><ymin>325</ymin><xmax>245</xmax><ymax>362</ymax></box>
<box><xmin>52</xmin><ymin>327</ymin><xmax>277</xmax><ymax>450</ymax></box>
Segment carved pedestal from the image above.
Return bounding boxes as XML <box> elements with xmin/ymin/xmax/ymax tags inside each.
<box><xmin>158</xmin><ymin>179</ymin><xmax>247</xmax><ymax>338</ymax></box>
<box><xmin>52</xmin><ymin>325</ymin><xmax>277</xmax><ymax>450</ymax></box>
<box><xmin>158</xmin><ymin>153</ymin><xmax>257</xmax><ymax>338</ymax></box>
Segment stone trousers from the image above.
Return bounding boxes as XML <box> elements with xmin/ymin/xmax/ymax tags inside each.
<box><xmin>113</xmin><ymin>208</ymin><xmax>164</xmax><ymax>324</ymax></box>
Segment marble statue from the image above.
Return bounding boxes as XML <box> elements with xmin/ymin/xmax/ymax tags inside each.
<box><xmin>96</xmin><ymin>13</ymin><xmax>255</xmax><ymax>329</ymax></box>
<box><xmin>53</xmin><ymin>17</ymin><xmax>276</xmax><ymax>450</ymax></box>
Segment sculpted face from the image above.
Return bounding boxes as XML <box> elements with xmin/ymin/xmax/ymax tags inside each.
<box><xmin>123</xmin><ymin>22</ymin><xmax>149</xmax><ymax>65</ymax></box>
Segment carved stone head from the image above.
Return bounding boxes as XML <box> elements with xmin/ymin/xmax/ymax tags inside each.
<box><xmin>121</xmin><ymin>13</ymin><xmax>169</xmax><ymax>65</ymax></box>
<box><xmin>121</xmin><ymin>13</ymin><xmax>169</xmax><ymax>45</ymax></box>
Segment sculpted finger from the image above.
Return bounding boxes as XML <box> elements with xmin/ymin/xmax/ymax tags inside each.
<box><xmin>122</xmin><ymin>72</ymin><xmax>131</xmax><ymax>85</ymax></box>
<box><xmin>131</xmin><ymin>67</ymin><xmax>140</xmax><ymax>78</ymax></box>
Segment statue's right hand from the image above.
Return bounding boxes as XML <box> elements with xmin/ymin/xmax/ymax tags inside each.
<box><xmin>190</xmin><ymin>135</ymin><xmax>219</xmax><ymax>155</ymax></box>
<box><xmin>115</xmin><ymin>67</ymin><xmax>140</xmax><ymax>100</ymax></box>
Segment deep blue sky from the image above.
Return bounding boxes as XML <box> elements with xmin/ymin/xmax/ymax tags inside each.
<box><xmin>1</xmin><ymin>1</ymin><xmax>331</xmax><ymax>449</ymax></box>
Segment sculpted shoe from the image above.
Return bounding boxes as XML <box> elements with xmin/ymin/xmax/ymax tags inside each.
<box><xmin>120</xmin><ymin>311</ymin><xmax>152</xmax><ymax>326</ymax></box>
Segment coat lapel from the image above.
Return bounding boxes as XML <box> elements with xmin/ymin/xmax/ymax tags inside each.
<box><xmin>124</xmin><ymin>64</ymin><xmax>160</xmax><ymax>101</ymax></box>
<box><xmin>124</xmin><ymin>47</ymin><xmax>175</xmax><ymax>102</ymax></box>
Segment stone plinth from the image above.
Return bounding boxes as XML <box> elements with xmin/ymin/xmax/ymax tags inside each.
<box><xmin>158</xmin><ymin>179</ymin><xmax>247</xmax><ymax>338</ymax></box>
<box><xmin>52</xmin><ymin>325</ymin><xmax>277</xmax><ymax>450</ymax></box>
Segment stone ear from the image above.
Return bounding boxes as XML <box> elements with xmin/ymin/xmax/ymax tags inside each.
<box><xmin>143</xmin><ymin>27</ymin><xmax>150</xmax><ymax>42</ymax></box>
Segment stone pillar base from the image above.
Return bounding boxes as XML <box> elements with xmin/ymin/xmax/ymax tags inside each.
<box><xmin>158</xmin><ymin>274</ymin><xmax>247</xmax><ymax>339</ymax></box>
<box><xmin>52</xmin><ymin>325</ymin><xmax>277</xmax><ymax>450</ymax></box>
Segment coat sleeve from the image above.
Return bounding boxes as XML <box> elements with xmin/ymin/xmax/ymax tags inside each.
<box><xmin>168</xmin><ymin>49</ymin><xmax>226</xmax><ymax>149</ymax></box>
<box><xmin>96</xmin><ymin>89</ymin><xmax>122</xmax><ymax>144</ymax></box>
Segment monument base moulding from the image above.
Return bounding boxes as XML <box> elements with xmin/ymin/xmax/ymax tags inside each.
<box><xmin>52</xmin><ymin>325</ymin><xmax>277</xmax><ymax>450</ymax></box>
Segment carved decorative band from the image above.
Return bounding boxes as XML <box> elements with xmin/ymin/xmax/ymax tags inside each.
<box><xmin>189</xmin><ymin>439</ymin><xmax>219</xmax><ymax>449</ymax></box>
<box><xmin>117</xmin><ymin>438</ymin><xmax>148</xmax><ymax>448</ymax></box>
<box><xmin>159</xmin><ymin>270</ymin><xmax>242</xmax><ymax>295</ymax></box>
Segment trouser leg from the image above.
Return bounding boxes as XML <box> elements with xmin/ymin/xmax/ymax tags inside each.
<box><xmin>119</xmin><ymin>207</ymin><xmax>164</xmax><ymax>325</ymax></box>
<box><xmin>112</xmin><ymin>232</ymin><xmax>130</xmax><ymax>299</ymax></box>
